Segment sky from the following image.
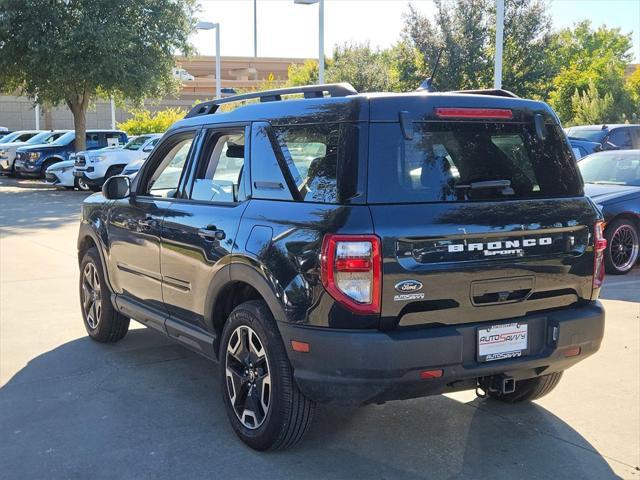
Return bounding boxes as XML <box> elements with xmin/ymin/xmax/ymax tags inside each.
<box><xmin>193</xmin><ymin>0</ymin><xmax>640</xmax><ymax>62</ymax></box>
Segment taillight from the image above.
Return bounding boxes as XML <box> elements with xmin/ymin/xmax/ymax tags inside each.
<box><xmin>321</xmin><ymin>234</ymin><xmax>381</xmax><ymax>314</ymax></box>
<box><xmin>592</xmin><ymin>221</ymin><xmax>607</xmax><ymax>289</ymax></box>
<box><xmin>434</xmin><ymin>107</ymin><xmax>513</xmax><ymax>120</ymax></box>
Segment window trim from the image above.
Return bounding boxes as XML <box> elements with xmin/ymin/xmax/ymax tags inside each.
<box><xmin>133</xmin><ymin>128</ymin><xmax>200</xmax><ymax>201</ymax></box>
<box><xmin>182</xmin><ymin>123</ymin><xmax>251</xmax><ymax>206</ymax></box>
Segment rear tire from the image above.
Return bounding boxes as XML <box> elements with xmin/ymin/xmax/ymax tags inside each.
<box><xmin>220</xmin><ymin>300</ymin><xmax>315</xmax><ymax>450</ymax></box>
<box><xmin>604</xmin><ymin>218</ymin><xmax>639</xmax><ymax>275</ymax></box>
<box><xmin>488</xmin><ymin>371</ymin><xmax>563</xmax><ymax>403</ymax></box>
<box><xmin>79</xmin><ymin>247</ymin><xmax>129</xmax><ymax>342</ymax></box>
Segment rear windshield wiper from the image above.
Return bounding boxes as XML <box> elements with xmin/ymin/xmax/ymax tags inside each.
<box><xmin>454</xmin><ymin>179</ymin><xmax>515</xmax><ymax>195</ymax></box>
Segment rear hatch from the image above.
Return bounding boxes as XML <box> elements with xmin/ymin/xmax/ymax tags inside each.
<box><xmin>367</xmin><ymin>98</ymin><xmax>600</xmax><ymax>329</ymax></box>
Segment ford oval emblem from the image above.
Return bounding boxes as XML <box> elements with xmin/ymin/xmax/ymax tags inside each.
<box><xmin>394</xmin><ymin>280</ymin><xmax>423</xmax><ymax>293</ymax></box>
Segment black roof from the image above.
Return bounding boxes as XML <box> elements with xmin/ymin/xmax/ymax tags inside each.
<box><xmin>170</xmin><ymin>83</ymin><xmax>558</xmax><ymax>131</ymax></box>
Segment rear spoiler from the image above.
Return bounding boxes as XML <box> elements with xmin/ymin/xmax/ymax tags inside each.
<box><xmin>451</xmin><ymin>89</ymin><xmax>519</xmax><ymax>98</ymax></box>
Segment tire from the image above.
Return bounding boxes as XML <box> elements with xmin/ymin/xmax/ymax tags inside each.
<box><xmin>79</xmin><ymin>247</ymin><xmax>129</xmax><ymax>342</ymax></box>
<box><xmin>41</xmin><ymin>160</ymin><xmax>57</xmax><ymax>179</ymax></box>
<box><xmin>75</xmin><ymin>176</ymin><xmax>92</xmax><ymax>192</ymax></box>
<box><xmin>604</xmin><ymin>218</ymin><xmax>639</xmax><ymax>275</ymax></box>
<box><xmin>220</xmin><ymin>300</ymin><xmax>315</xmax><ymax>450</ymax></box>
<box><xmin>488</xmin><ymin>371</ymin><xmax>563</xmax><ymax>403</ymax></box>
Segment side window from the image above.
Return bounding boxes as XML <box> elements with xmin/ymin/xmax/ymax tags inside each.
<box><xmin>86</xmin><ymin>133</ymin><xmax>100</xmax><ymax>149</ymax></box>
<box><xmin>144</xmin><ymin>135</ymin><xmax>195</xmax><ymax>198</ymax></box>
<box><xmin>190</xmin><ymin>129</ymin><xmax>246</xmax><ymax>203</ymax></box>
<box><xmin>250</xmin><ymin>123</ymin><xmax>293</xmax><ymax>201</ymax></box>
<box><xmin>18</xmin><ymin>133</ymin><xmax>36</xmax><ymax>142</ymax></box>
<box><xmin>609</xmin><ymin>129</ymin><xmax>632</xmax><ymax>148</ymax></box>
<box><xmin>105</xmin><ymin>132</ymin><xmax>123</xmax><ymax>147</ymax></box>
<box><xmin>274</xmin><ymin>124</ymin><xmax>339</xmax><ymax>203</ymax></box>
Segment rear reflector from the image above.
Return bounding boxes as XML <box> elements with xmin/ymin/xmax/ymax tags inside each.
<box><xmin>563</xmin><ymin>346</ymin><xmax>581</xmax><ymax>357</ymax></box>
<box><xmin>435</xmin><ymin>107</ymin><xmax>513</xmax><ymax>119</ymax></box>
<box><xmin>291</xmin><ymin>340</ymin><xmax>310</xmax><ymax>353</ymax></box>
<box><xmin>420</xmin><ymin>369</ymin><xmax>443</xmax><ymax>379</ymax></box>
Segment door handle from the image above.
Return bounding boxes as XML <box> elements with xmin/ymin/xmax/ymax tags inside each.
<box><xmin>198</xmin><ymin>225</ymin><xmax>226</xmax><ymax>241</ymax></box>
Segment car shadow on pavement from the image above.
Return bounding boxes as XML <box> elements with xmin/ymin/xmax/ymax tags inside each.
<box><xmin>0</xmin><ymin>178</ymin><xmax>90</xmax><ymax>235</ymax></box>
<box><xmin>0</xmin><ymin>328</ymin><xmax>620</xmax><ymax>480</ymax></box>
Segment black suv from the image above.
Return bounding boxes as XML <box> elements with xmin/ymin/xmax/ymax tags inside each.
<box><xmin>77</xmin><ymin>83</ymin><xmax>606</xmax><ymax>450</ymax></box>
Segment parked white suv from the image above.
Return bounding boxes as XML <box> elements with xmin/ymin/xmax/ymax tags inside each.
<box><xmin>73</xmin><ymin>134</ymin><xmax>161</xmax><ymax>190</ymax></box>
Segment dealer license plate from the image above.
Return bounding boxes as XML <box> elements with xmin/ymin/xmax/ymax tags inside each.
<box><xmin>477</xmin><ymin>322</ymin><xmax>528</xmax><ymax>362</ymax></box>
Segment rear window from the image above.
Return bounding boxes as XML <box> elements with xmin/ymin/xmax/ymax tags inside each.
<box><xmin>368</xmin><ymin>122</ymin><xmax>582</xmax><ymax>203</ymax></box>
<box><xmin>566</xmin><ymin>128</ymin><xmax>607</xmax><ymax>143</ymax></box>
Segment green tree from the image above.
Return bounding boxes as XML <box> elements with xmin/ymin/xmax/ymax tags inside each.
<box><xmin>397</xmin><ymin>0</ymin><xmax>553</xmax><ymax>96</ymax></box>
<box><xmin>547</xmin><ymin>21</ymin><xmax>633</xmax><ymax>123</ymax></box>
<box><xmin>287</xmin><ymin>59</ymin><xmax>321</xmax><ymax>86</ymax></box>
<box><xmin>0</xmin><ymin>0</ymin><xmax>196</xmax><ymax>151</ymax></box>
<box><xmin>326</xmin><ymin>42</ymin><xmax>397</xmax><ymax>92</ymax></box>
<box><xmin>570</xmin><ymin>80</ymin><xmax>617</xmax><ymax>125</ymax></box>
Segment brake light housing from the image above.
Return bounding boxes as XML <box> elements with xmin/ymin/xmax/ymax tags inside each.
<box><xmin>321</xmin><ymin>234</ymin><xmax>381</xmax><ymax>314</ymax></box>
<box><xmin>435</xmin><ymin>107</ymin><xmax>513</xmax><ymax>120</ymax></box>
<box><xmin>592</xmin><ymin>221</ymin><xmax>607</xmax><ymax>289</ymax></box>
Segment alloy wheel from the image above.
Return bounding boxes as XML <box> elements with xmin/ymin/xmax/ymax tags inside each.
<box><xmin>81</xmin><ymin>262</ymin><xmax>102</xmax><ymax>329</ymax></box>
<box><xmin>225</xmin><ymin>325</ymin><xmax>271</xmax><ymax>430</ymax></box>
<box><xmin>609</xmin><ymin>224</ymin><xmax>639</xmax><ymax>272</ymax></box>
<box><xmin>77</xmin><ymin>178</ymin><xmax>91</xmax><ymax>191</ymax></box>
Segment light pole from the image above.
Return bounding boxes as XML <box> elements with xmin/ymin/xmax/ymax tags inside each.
<box><xmin>294</xmin><ymin>0</ymin><xmax>324</xmax><ymax>84</ymax></box>
<box><xmin>197</xmin><ymin>21</ymin><xmax>222</xmax><ymax>99</ymax></box>
<box><xmin>110</xmin><ymin>97</ymin><xmax>116</xmax><ymax>130</ymax></box>
<box><xmin>253</xmin><ymin>0</ymin><xmax>258</xmax><ymax>57</ymax></box>
<box><xmin>35</xmin><ymin>100</ymin><xmax>40</xmax><ymax>130</ymax></box>
<box><xmin>494</xmin><ymin>0</ymin><xmax>504</xmax><ymax>89</ymax></box>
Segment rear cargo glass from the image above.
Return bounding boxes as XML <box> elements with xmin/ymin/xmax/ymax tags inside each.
<box><xmin>368</xmin><ymin>122</ymin><xmax>582</xmax><ymax>203</ymax></box>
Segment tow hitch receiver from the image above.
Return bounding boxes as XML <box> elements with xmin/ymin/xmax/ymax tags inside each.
<box><xmin>478</xmin><ymin>375</ymin><xmax>516</xmax><ymax>397</ymax></box>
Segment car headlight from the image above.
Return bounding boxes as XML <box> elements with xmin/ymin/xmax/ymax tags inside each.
<box><xmin>28</xmin><ymin>152</ymin><xmax>40</xmax><ymax>161</ymax></box>
<box><xmin>91</xmin><ymin>155</ymin><xmax>107</xmax><ymax>162</ymax></box>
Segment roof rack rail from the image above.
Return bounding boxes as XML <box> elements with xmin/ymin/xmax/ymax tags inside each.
<box><xmin>451</xmin><ymin>89</ymin><xmax>519</xmax><ymax>98</ymax></box>
<box><xmin>185</xmin><ymin>82</ymin><xmax>358</xmax><ymax>118</ymax></box>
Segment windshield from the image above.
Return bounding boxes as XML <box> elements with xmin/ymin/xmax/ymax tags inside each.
<box><xmin>0</xmin><ymin>132</ymin><xmax>22</xmax><ymax>144</ymax></box>
<box><xmin>579</xmin><ymin>152</ymin><xmax>640</xmax><ymax>186</ymax></box>
<box><xmin>566</xmin><ymin>128</ymin><xmax>607</xmax><ymax>143</ymax></box>
<box><xmin>124</xmin><ymin>136</ymin><xmax>150</xmax><ymax>151</ymax></box>
<box><xmin>26</xmin><ymin>131</ymin><xmax>60</xmax><ymax>145</ymax></box>
<box><xmin>368</xmin><ymin>122</ymin><xmax>582</xmax><ymax>203</ymax></box>
<box><xmin>52</xmin><ymin>131</ymin><xmax>75</xmax><ymax>146</ymax></box>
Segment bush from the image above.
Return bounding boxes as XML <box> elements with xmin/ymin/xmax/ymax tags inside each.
<box><xmin>118</xmin><ymin>107</ymin><xmax>186</xmax><ymax>135</ymax></box>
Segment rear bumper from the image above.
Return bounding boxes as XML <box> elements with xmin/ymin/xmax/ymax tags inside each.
<box><xmin>279</xmin><ymin>302</ymin><xmax>605</xmax><ymax>405</ymax></box>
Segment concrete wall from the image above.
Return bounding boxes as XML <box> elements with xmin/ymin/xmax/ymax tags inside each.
<box><xmin>0</xmin><ymin>95</ymin><xmax>198</xmax><ymax>131</ymax></box>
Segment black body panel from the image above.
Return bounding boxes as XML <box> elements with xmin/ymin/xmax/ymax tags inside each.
<box><xmin>77</xmin><ymin>88</ymin><xmax>605</xmax><ymax>405</ymax></box>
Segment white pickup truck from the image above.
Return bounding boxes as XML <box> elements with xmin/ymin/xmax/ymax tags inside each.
<box><xmin>72</xmin><ymin>134</ymin><xmax>162</xmax><ymax>190</ymax></box>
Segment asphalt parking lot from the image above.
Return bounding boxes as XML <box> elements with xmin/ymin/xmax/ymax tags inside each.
<box><xmin>0</xmin><ymin>176</ymin><xmax>638</xmax><ymax>480</ymax></box>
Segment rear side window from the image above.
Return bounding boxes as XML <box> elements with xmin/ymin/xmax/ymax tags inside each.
<box><xmin>608</xmin><ymin>128</ymin><xmax>633</xmax><ymax>148</ymax></box>
<box><xmin>274</xmin><ymin>124</ymin><xmax>339</xmax><ymax>203</ymax></box>
<box><xmin>368</xmin><ymin>122</ymin><xmax>582</xmax><ymax>203</ymax></box>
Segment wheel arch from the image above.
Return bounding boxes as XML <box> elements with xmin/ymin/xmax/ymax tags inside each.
<box><xmin>205</xmin><ymin>259</ymin><xmax>289</xmax><ymax>355</ymax></box>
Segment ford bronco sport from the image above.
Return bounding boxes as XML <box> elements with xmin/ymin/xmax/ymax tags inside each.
<box><xmin>77</xmin><ymin>83</ymin><xmax>606</xmax><ymax>450</ymax></box>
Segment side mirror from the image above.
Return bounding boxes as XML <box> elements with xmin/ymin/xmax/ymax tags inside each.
<box><xmin>143</xmin><ymin>145</ymin><xmax>154</xmax><ymax>152</ymax></box>
<box><xmin>102</xmin><ymin>175</ymin><xmax>131</xmax><ymax>200</ymax></box>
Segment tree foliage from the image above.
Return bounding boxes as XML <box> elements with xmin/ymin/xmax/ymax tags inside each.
<box><xmin>0</xmin><ymin>0</ymin><xmax>196</xmax><ymax>150</ymax></box>
<box><xmin>547</xmin><ymin>21</ymin><xmax>634</xmax><ymax>123</ymax></box>
<box><xmin>396</xmin><ymin>0</ymin><xmax>554</xmax><ymax>97</ymax></box>
<box><xmin>325</xmin><ymin>43</ymin><xmax>397</xmax><ymax>92</ymax></box>
<box><xmin>117</xmin><ymin>108</ymin><xmax>186</xmax><ymax>135</ymax></box>
<box><xmin>570</xmin><ymin>81</ymin><xmax>616</xmax><ymax>125</ymax></box>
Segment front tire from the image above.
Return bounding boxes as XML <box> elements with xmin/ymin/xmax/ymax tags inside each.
<box><xmin>79</xmin><ymin>247</ymin><xmax>129</xmax><ymax>342</ymax></box>
<box><xmin>220</xmin><ymin>300</ymin><xmax>315</xmax><ymax>450</ymax></box>
<box><xmin>488</xmin><ymin>371</ymin><xmax>563</xmax><ymax>403</ymax></box>
<box><xmin>604</xmin><ymin>218</ymin><xmax>639</xmax><ymax>275</ymax></box>
<box><xmin>75</xmin><ymin>177</ymin><xmax>92</xmax><ymax>191</ymax></box>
